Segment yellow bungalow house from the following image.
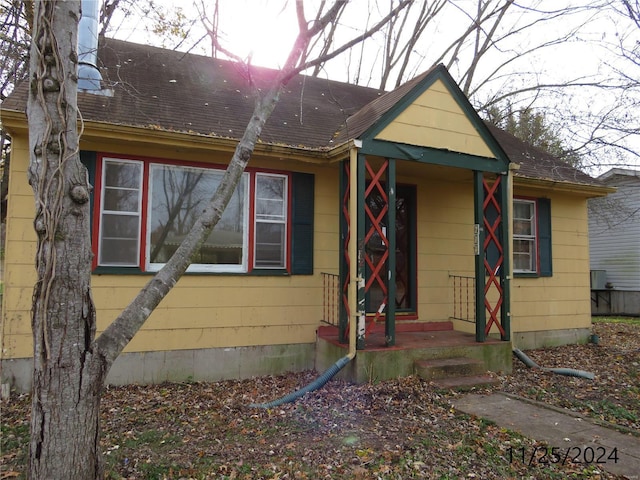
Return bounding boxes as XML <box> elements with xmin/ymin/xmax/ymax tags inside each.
<box><xmin>0</xmin><ymin>39</ymin><xmax>612</xmax><ymax>391</ymax></box>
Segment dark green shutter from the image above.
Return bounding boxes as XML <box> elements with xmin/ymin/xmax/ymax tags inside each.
<box><xmin>291</xmin><ymin>172</ymin><xmax>314</xmax><ymax>274</ymax></box>
<box><xmin>537</xmin><ymin>197</ymin><xmax>552</xmax><ymax>277</ymax></box>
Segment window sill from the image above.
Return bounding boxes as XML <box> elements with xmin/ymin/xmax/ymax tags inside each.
<box><xmin>514</xmin><ymin>271</ymin><xmax>539</xmax><ymax>278</ymax></box>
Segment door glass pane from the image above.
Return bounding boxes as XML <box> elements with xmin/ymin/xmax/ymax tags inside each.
<box><xmin>365</xmin><ymin>186</ymin><xmax>415</xmax><ymax>313</ymax></box>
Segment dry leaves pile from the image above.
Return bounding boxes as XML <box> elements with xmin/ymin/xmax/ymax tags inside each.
<box><xmin>1</xmin><ymin>319</ymin><xmax>637</xmax><ymax>479</ymax></box>
<box><xmin>502</xmin><ymin>321</ymin><xmax>640</xmax><ymax>432</ymax></box>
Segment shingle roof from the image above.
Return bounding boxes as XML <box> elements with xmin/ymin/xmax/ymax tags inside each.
<box><xmin>486</xmin><ymin>124</ymin><xmax>603</xmax><ymax>187</ymax></box>
<box><xmin>2</xmin><ymin>38</ymin><xmax>605</xmax><ymax>188</ymax></box>
<box><xmin>3</xmin><ymin>38</ymin><xmax>384</xmax><ymax>149</ymax></box>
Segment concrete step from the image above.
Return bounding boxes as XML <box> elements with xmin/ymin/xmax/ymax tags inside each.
<box><xmin>414</xmin><ymin>357</ymin><xmax>485</xmax><ymax>381</ymax></box>
<box><xmin>432</xmin><ymin>374</ymin><xmax>500</xmax><ymax>391</ymax></box>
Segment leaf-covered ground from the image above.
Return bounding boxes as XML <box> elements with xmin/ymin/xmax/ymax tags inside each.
<box><xmin>2</xmin><ymin>319</ymin><xmax>637</xmax><ymax>479</ymax></box>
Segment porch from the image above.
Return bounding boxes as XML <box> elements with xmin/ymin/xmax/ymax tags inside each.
<box><xmin>316</xmin><ymin>322</ymin><xmax>512</xmax><ymax>385</ymax></box>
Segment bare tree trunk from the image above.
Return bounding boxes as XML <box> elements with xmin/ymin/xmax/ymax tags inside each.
<box><xmin>27</xmin><ymin>1</ymin><xmax>104</xmax><ymax>478</ymax></box>
<box><xmin>24</xmin><ymin>1</ymin><xmax>412</xmax><ymax>477</ymax></box>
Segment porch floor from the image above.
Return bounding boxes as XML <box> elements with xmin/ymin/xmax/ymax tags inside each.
<box><xmin>315</xmin><ymin>322</ymin><xmax>512</xmax><ymax>384</ymax></box>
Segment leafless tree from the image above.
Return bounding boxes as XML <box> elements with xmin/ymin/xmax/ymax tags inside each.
<box><xmin>25</xmin><ymin>0</ymin><xmax>411</xmax><ymax>477</ymax></box>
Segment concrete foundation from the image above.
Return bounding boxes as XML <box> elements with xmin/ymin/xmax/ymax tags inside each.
<box><xmin>511</xmin><ymin>328</ymin><xmax>591</xmax><ymax>351</ymax></box>
<box><xmin>0</xmin><ymin>343</ymin><xmax>315</xmax><ymax>394</ymax></box>
<box><xmin>315</xmin><ymin>329</ymin><xmax>513</xmax><ymax>384</ymax></box>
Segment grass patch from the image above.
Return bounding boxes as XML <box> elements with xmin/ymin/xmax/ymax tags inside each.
<box><xmin>592</xmin><ymin>316</ymin><xmax>640</xmax><ymax>325</ymax></box>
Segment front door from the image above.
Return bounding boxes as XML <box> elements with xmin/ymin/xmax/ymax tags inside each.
<box><xmin>365</xmin><ymin>185</ymin><xmax>416</xmax><ymax>316</ymax></box>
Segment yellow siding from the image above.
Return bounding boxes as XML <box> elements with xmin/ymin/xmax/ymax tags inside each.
<box><xmin>1</xmin><ymin>137</ymin><xmax>340</xmax><ymax>359</ymax></box>
<box><xmin>0</xmin><ymin>130</ymin><xmax>595</xmax><ymax>361</ymax></box>
<box><xmin>511</xmin><ymin>193</ymin><xmax>592</xmax><ymax>332</ymax></box>
<box><xmin>413</xmin><ymin>175</ymin><xmax>475</xmax><ymax>322</ymax></box>
<box><xmin>376</xmin><ymin>79</ymin><xmax>494</xmax><ymax>158</ymax></box>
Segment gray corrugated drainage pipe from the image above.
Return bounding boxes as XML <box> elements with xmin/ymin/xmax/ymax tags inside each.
<box><xmin>513</xmin><ymin>348</ymin><xmax>595</xmax><ymax>380</ymax></box>
<box><xmin>249</xmin><ymin>354</ymin><xmax>353</xmax><ymax>409</ymax></box>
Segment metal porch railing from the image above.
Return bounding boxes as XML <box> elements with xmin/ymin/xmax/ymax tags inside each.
<box><xmin>450</xmin><ymin>274</ymin><xmax>475</xmax><ymax>323</ymax></box>
<box><xmin>321</xmin><ymin>272</ymin><xmax>340</xmax><ymax>326</ymax></box>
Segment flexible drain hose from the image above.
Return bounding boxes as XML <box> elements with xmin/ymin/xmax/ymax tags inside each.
<box><xmin>513</xmin><ymin>348</ymin><xmax>595</xmax><ymax>380</ymax></box>
<box><xmin>249</xmin><ymin>355</ymin><xmax>352</xmax><ymax>409</ymax></box>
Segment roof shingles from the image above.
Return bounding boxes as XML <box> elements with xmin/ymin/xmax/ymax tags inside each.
<box><xmin>2</xmin><ymin>38</ymin><xmax>604</xmax><ymax>188</ymax></box>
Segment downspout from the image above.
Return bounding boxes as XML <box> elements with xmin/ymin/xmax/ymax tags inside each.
<box><xmin>249</xmin><ymin>142</ymin><xmax>361</xmax><ymax>409</ymax></box>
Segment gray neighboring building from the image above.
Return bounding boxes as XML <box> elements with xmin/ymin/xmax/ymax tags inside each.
<box><xmin>589</xmin><ymin>168</ymin><xmax>640</xmax><ymax>315</ymax></box>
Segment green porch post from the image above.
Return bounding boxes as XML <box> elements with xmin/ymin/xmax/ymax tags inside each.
<box><xmin>385</xmin><ymin>158</ymin><xmax>396</xmax><ymax>347</ymax></box>
<box><xmin>356</xmin><ymin>153</ymin><xmax>366</xmax><ymax>350</ymax></box>
<box><xmin>473</xmin><ymin>170</ymin><xmax>486</xmax><ymax>342</ymax></box>
<box><xmin>500</xmin><ymin>172</ymin><xmax>511</xmax><ymax>341</ymax></box>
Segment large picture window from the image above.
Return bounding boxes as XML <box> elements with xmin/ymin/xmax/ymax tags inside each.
<box><xmin>91</xmin><ymin>154</ymin><xmax>312</xmax><ymax>274</ymax></box>
<box><xmin>148</xmin><ymin>164</ymin><xmax>249</xmax><ymax>272</ymax></box>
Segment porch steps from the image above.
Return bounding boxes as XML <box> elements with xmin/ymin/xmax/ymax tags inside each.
<box><xmin>414</xmin><ymin>357</ymin><xmax>499</xmax><ymax>390</ymax></box>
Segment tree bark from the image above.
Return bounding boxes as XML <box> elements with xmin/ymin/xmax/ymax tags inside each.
<box><xmin>27</xmin><ymin>1</ymin><xmax>104</xmax><ymax>478</ymax></box>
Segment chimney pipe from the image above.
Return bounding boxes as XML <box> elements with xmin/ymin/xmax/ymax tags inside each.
<box><xmin>78</xmin><ymin>0</ymin><xmax>104</xmax><ymax>92</ymax></box>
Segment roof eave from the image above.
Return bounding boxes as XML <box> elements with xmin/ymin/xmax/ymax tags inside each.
<box><xmin>514</xmin><ymin>174</ymin><xmax>616</xmax><ymax>197</ymax></box>
<box><xmin>1</xmin><ymin>108</ymin><xmax>354</xmax><ymax>163</ymax></box>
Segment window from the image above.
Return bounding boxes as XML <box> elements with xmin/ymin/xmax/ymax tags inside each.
<box><xmin>91</xmin><ymin>154</ymin><xmax>314</xmax><ymax>274</ymax></box>
<box><xmin>98</xmin><ymin>159</ymin><xmax>143</xmax><ymax>266</ymax></box>
<box><xmin>513</xmin><ymin>199</ymin><xmax>536</xmax><ymax>273</ymax></box>
<box><xmin>254</xmin><ymin>173</ymin><xmax>287</xmax><ymax>268</ymax></box>
<box><xmin>147</xmin><ymin>164</ymin><xmax>248</xmax><ymax>272</ymax></box>
<box><xmin>513</xmin><ymin>197</ymin><xmax>552</xmax><ymax>277</ymax></box>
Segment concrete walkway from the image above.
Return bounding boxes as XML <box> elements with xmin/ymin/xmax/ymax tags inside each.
<box><xmin>454</xmin><ymin>392</ymin><xmax>640</xmax><ymax>479</ymax></box>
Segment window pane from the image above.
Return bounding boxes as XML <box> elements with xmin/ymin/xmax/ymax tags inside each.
<box><xmin>148</xmin><ymin>164</ymin><xmax>247</xmax><ymax>268</ymax></box>
<box><xmin>514</xmin><ymin>239</ymin><xmax>534</xmax><ymax>271</ymax></box>
<box><xmin>100</xmin><ymin>239</ymin><xmax>139</xmax><ymax>265</ymax></box>
<box><xmin>104</xmin><ymin>188</ymin><xmax>139</xmax><ymax>212</ymax></box>
<box><xmin>256</xmin><ymin>175</ymin><xmax>285</xmax><ymax>220</ymax></box>
<box><xmin>514</xmin><ymin>202</ymin><xmax>533</xmax><ymax>220</ymax></box>
<box><xmin>102</xmin><ymin>214</ymin><xmax>139</xmax><ymax>238</ymax></box>
<box><xmin>513</xmin><ymin>219</ymin><xmax>532</xmax><ymax>236</ymax></box>
<box><xmin>104</xmin><ymin>161</ymin><xmax>141</xmax><ymax>188</ymax></box>
<box><xmin>255</xmin><ymin>223</ymin><xmax>285</xmax><ymax>267</ymax></box>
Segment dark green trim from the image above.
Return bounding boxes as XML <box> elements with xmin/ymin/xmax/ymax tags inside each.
<box><xmin>359</xmin><ymin>64</ymin><xmax>510</xmax><ymax>169</ymax></box>
<box><xmin>291</xmin><ymin>172</ymin><xmax>314</xmax><ymax>275</ymax></box>
<box><xmin>360</xmin><ymin>139</ymin><xmax>507</xmax><ymax>174</ymax></box>
<box><xmin>499</xmin><ymin>174</ymin><xmax>510</xmax><ymax>341</ymax></box>
<box><xmin>356</xmin><ymin>153</ymin><xmax>366</xmax><ymax>350</ymax></box>
<box><xmin>473</xmin><ymin>171</ymin><xmax>486</xmax><ymax>342</ymax></box>
<box><xmin>93</xmin><ymin>266</ymin><xmax>147</xmax><ymax>275</ymax></box>
<box><xmin>514</xmin><ymin>272</ymin><xmax>539</xmax><ymax>278</ymax></box>
<box><xmin>386</xmin><ymin>159</ymin><xmax>396</xmax><ymax>347</ymax></box>
<box><xmin>538</xmin><ymin>197</ymin><xmax>553</xmax><ymax>277</ymax></box>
